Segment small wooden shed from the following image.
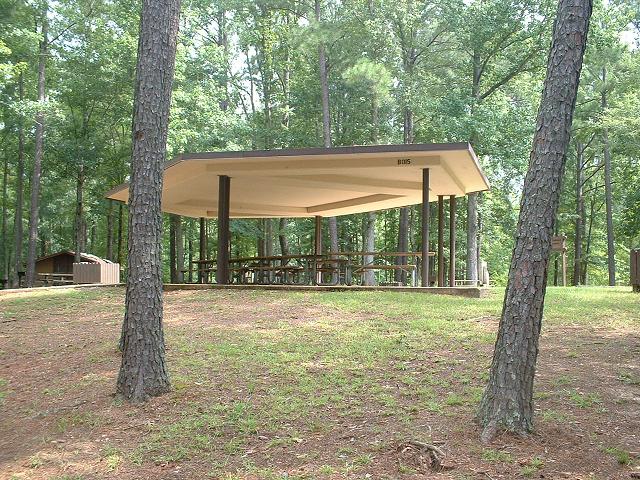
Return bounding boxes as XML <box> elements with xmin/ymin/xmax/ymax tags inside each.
<box><xmin>35</xmin><ymin>251</ymin><xmax>105</xmax><ymax>275</ymax></box>
<box><xmin>36</xmin><ymin>251</ymin><xmax>120</xmax><ymax>285</ymax></box>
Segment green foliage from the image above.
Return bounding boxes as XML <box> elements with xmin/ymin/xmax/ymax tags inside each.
<box><xmin>0</xmin><ymin>0</ymin><xmax>638</xmax><ymax>286</ymax></box>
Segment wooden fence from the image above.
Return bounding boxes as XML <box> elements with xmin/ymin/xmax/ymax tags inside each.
<box><xmin>73</xmin><ymin>262</ymin><xmax>120</xmax><ymax>284</ymax></box>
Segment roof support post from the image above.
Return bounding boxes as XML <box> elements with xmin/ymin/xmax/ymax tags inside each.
<box><xmin>198</xmin><ymin>217</ymin><xmax>206</xmax><ymax>283</ymax></box>
<box><xmin>216</xmin><ymin>175</ymin><xmax>230</xmax><ymax>285</ymax></box>
<box><xmin>421</xmin><ymin>169</ymin><xmax>430</xmax><ymax>287</ymax></box>
<box><xmin>437</xmin><ymin>195</ymin><xmax>444</xmax><ymax>287</ymax></box>
<box><xmin>449</xmin><ymin>195</ymin><xmax>457</xmax><ymax>287</ymax></box>
<box><xmin>314</xmin><ymin>215</ymin><xmax>322</xmax><ymax>284</ymax></box>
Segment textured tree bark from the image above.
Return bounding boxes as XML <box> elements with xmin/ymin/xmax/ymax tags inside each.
<box><xmin>26</xmin><ymin>8</ymin><xmax>48</xmax><ymax>287</ymax></box>
<box><xmin>116</xmin><ymin>0</ymin><xmax>180</xmax><ymax>402</ymax></box>
<box><xmin>13</xmin><ymin>73</ymin><xmax>25</xmax><ymax>287</ymax></box>
<box><xmin>601</xmin><ymin>67</ymin><xmax>615</xmax><ymax>286</ymax></box>
<box><xmin>363</xmin><ymin>212</ymin><xmax>376</xmax><ymax>286</ymax></box>
<box><xmin>478</xmin><ymin>0</ymin><xmax>592</xmax><ymax>442</ymax></box>
<box><xmin>553</xmin><ymin>224</ymin><xmax>559</xmax><ymax>286</ymax></box>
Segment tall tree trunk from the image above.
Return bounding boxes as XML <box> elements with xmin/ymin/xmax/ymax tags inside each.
<box><xmin>396</xmin><ymin>104</ymin><xmax>413</xmax><ymax>283</ymax></box>
<box><xmin>244</xmin><ymin>47</ymin><xmax>258</xmax><ymax>150</ymax></box>
<box><xmin>218</xmin><ymin>10</ymin><xmax>229</xmax><ymax>112</ymax></box>
<box><xmin>117</xmin><ymin>203</ymin><xmax>124</xmax><ymax>265</ymax></box>
<box><xmin>467</xmin><ymin>194</ymin><xmax>479</xmax><ymax>283</ymax></box>
<box><xmin>371</xmin><ymin>96</ymin><xmax>379</xmax><ymax>144</ymax></box>
<box><xmin>188</xmin><ymin>238</ymin><xmax>193</xmax><ymax>283</ymax></box>
<box><xmin>257</xmin><ymin>219</ymin><xmax>265</xmax><ymax>257</ymax></box>
<box><xmin>278</xmin><ymin>218</ymin><xmax>289</xmax><ymax>255</ymax></box>
<box><xmin>117</xmin><ymin>0</ymin><xmax>180</xmax><ymax>403</ymax></box>
<box><xmin>175</xmin><ymin>215</ymin><xmax>184</xmax><ymax>283</ymax></box>
<box><xmin>363</xmin><ymin>93</ymin><xmax>378</xmax><ymax>286</ymax></box>
<box><xmin>106</xmin><ymin>200</ymin><xmax>114</xmax><ymax>261</ymax></box>
<box><xmin>478</xmin><ymin>0</ymin><xmax>591</xmax><ymax>442</ymax></box>
<box><xmin>281</xmin><ymin>14</ymin><xmax>291</xmax><ymax>129</ymax></box>
<box><xmin>265</xmin><ymin>218</ymin><xmax>273</xmax><ymax>257</ymax></box>
<box><xmin>553</xmin><ymin>224</ymin><xmax>559</xmax><ymax>286</ymax></box>
<box><xmin>601</xmin><ymin>66</ymin><xmax>615</xmax><ymax>286</ymax></box>
<box><xmin>74</xmin><ymin>163</ymin><xmax>85</xmax><ymax>262</ymax></box>
<box><xmin>26</xmin><ymin>8</ymin><xmax>48</xmax><ymax>287</ymax></box>
<box><xmin>466</xmin><ymin>48</ymin><xmax>482</xmax><ymax>284</ymax></box>
<box><xmin>396</xmin><ymin>207</ymin><xmax>409</xmax><ymax>283</ymax></box>
<box><xmin>573</xmin><ymin>143</ymin><xmax>584</xmax><ymax>285</ymax></box>
<box><xmin>583</xmin><ymin>198</ymin><xmax>597</xmax><ymax>284</ymax></box>
<box><xmin>169</xmin><ymin>215</ymin><xmax>177</xmax><ymax>283</ymax></box>
<box><xmin>13</xmin><ymin>73</ymin><xmax>25</xmax><ymax>287</ymax></box>
<box><xmin>315</xmin><ymin>0</ymin><xmax>338</xmax><ymax>259</ymax></box>
<box><xmin>90</xmin><ymin>224</ymin><xmax>95</xmax><ymax>251</ymax></box>
<box><xmin>1</xmin><ymin>151</ymin><xmax>8</xmax><ymax>285</ymax></box>
<box><xmin>363</xmin><ymin>212</ymin><xmax>376</xmax><ymax>285</ymax></box>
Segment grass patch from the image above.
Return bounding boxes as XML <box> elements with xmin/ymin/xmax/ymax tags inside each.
<box><xmin>55</xmin><ymin>411</ymin><xmax>102</xmax><ymax>433</ymax></box>
<box><xmin>521</xmin><ymin>457</ymin><xmax>544</xmax><ymax>476</ymax></box>
<box><xmin>482</xmin><ymin>448</ymin><xmax>514</xmax><ymax>463</ymax></box>
<box><xmin>604</xmin><ymin>447</ymin><xmax>632</xmax><ymax>465</ymax></box>
<box><xmin>618</xmin><ymin>371</ymin><xmax>640</xmax><ymax>386</ymax></box>
<box><xmin>566</xmin><ymin>390</ymin><xmax>602</xmax><ymax>409</ymax></box>
<box><xmin>0</xmin><ymin>378</ymin><xmax>7</xmax><ymax>405</ymax></box>
<box><xmin>2</xmin><ymin>285</ymin><xmax>639</xmax><ymax>477</ymax></box>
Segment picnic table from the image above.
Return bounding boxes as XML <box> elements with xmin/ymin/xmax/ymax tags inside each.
<box><xmin>189</xmin><ymin>251</ymin><xmax>436</xmax><ymax>287</ymax></box>
<box><xmin>328</xmin><ymin>251</ymin><xmax>435</xmax><ymax>286</ymax></box>
<box><xmin>228</xmin><ymin>254</ymin><xmax>350</xmax><ymax>286</ymax></box>
<box><xmin>37</xmin><ymin>273</ymin><xmax>75</xmax><ymax>286</ymax></box>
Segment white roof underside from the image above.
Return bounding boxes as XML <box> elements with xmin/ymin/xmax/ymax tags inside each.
<box><xmin>106</xmin><ymin>143</ymin><xmax>489</xmax><ymax>219</ymax></box>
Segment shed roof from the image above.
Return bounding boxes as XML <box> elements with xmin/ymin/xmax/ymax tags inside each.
<box><xmin>106</xmin><ymin>142</ymin><xmax>489</xmax><ymax>219</ymax></box>
<box><xmin>36</xmin><ymin>250</ymin><xmax>112</xmax><ymax>264</ymax></box>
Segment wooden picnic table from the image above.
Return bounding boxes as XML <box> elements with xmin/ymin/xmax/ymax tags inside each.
<box><xmin>328</xmin><ymin>251</ymin><xmax>435</xmax><ymax>286</ymax></box>
<box><xmin>191</xmin><ymin>254</ymin><xmax>352</xmax><ymax>286</ymax></box>
<box><xmin>327</xmin><ymin>251</ymin><xmax>435</xmax><ymax>257</ymax></box>
<box><xmin>37</xmin><ymin>272</ymin><xmax>74</xmax><ymax>286</ymax></box>
<box><xmin>190</xmin><ymin>252</ymin><xmax>441</xmax><ymax>286</ymax></box>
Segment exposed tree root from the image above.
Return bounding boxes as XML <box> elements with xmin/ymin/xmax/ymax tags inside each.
<box><xmin>396</xmin><ymin>440</ymin><xmax>453</xmax><ymax>472</ymax></box>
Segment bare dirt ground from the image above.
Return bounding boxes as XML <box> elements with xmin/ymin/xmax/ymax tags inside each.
<box><xmin>0</xmin><ymin>286</ymin><xmax>638</xmax><ymax>480</ymax></box>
